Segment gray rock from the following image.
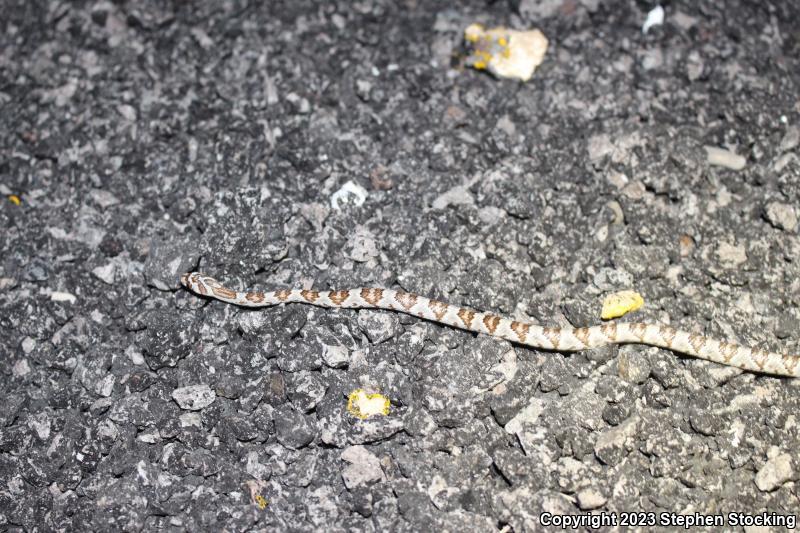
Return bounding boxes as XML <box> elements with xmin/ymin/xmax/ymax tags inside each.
<box><xmin>641</xmin><ymin>48</ymin><xmax>664</xmax><ymax>70</ymax></box>
<box><xmin>347</xmin><ymin>417</ymin><xmax>404</xmax><ymax>445</ymax></box>
<box><xmin>274</xmin><ymin>405</ymin><xmax>316</xmax><ymax>449</ymax></box>
<box><xmin>306</xmin><ymin>485</ymin><xmax>340</xmax><ymax>527</ymax></box>
<box><xmin>504</xmin><ymin>397</ymin><xmax>548</xmax><ymax>456</ymax></box>
<box><xmin>144</xmin><ymin>239</ymin><xmax>193</xmax><ymax>290</ymax></box>
<box><xmin>347</xmin><ymin>228</ymin><xmax>379</xmax><ymax>262</ymax></box>
<box><xmin>357</xmin><ymin>309</ymin><xmax>399</xmax><ymax>344</ymax></box>
<box><xmin>593</xmin><ymin>267</ymin><xmax>634</xmax><ymax>291</ymax></box>
<box><xmin>287</xmin><ymin>371</ymin><xmax>328</xmax><ymax>413</ymax></box>
<box><xmin>554</xmin><ymin>457</ymin><xmax>592</xmax><ymax>492</ymax></box>
<box><xmin>518</xmin><ymin>0</ymin><xmax>563</xmax><ymax>19</ymax></box>
<box><xmin>320</xmin><ymin>341</ymin><xmax>350</xmax><ymax>369</ymax></box>
<box><xmin>594</xmin><ymin>416</ymin><xmax>640</xmax><ymax>466</ymax></box>
<box><xmin>140</xmin><ymin>309</ymin><xmax>197</xmax><ymax>369</ymax></box>
<box><xmin>23</xmin><ymin>258</ymin><xmax>49</xmax><ymax>281</ymax></box>
<box><xmin>89</xmin><ymin>189</ymin><xmax>119</xmax><ymax>209</ymax></box>
<box><xmin>617</xmin><ymin>346</ymin><xmax>652</xmax><ymax>383</ymax></box>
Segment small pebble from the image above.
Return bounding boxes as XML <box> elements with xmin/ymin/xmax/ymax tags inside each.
<box><xmin>764</xmin><ymin>202</ymin><xmax>797</xmax><ymax>232</ymax></box>
<box><xmin>705</xmin><ymin>146</ymin><xmax>746</xmax><ymax>170</ymax></box>
<box><xmin>92</xmin><ymin>263</ymin><xmax>116</xmax><ymax>284</ymax></box>
<box><xmin>21</xmin><ymin>337</ymin><xmax>36</xmax><ymax>354</ymax></box>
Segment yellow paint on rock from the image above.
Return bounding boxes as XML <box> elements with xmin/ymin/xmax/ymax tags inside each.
<box><xmin>347</xmin><ymin>389</ymin><xmax>390</xmax><ymax>419</ymax></box>
<box><xmin>254</xmin><ymin>494</ymin><xmax>268</xmax><ymax>509</ymax></box>
<box><xmin>463</xmin><ymin>24</ymin><xmax>548</xmax><ymax>82</ymax></box>
<box><xmin>601</xmin><ymin>291</ymin><xmax>644</xmax><ymax>320</ymax></box>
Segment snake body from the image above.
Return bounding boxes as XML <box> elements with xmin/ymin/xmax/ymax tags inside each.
<box><xmin>181</xmin><ymin>272</ymin><xmax>800</xmax><ymax>377</ymax></box>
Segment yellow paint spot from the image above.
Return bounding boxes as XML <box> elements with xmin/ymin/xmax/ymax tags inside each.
<box><xmin>347</xmin><ymin>389</ymin><xmax>390</xmax><ymax>419</ymax></box>
<box><xmin>601</xmin><ymin>291</ymin><xmax>644</xmax><ymax>320</ymax></box>
<box><xmin>254</xmin><ymin>494</ymin><xmax>268</xmax><ymax>509</ymax></box>
<box><xmin>8</xmin><ymin>195</ymin><xmax>20</xmax><ymax>206</ymax></box>
<box><xmin>464</xmin><ymin>23</ymin><xmax>484</xmax><ymax>42</ymax></box>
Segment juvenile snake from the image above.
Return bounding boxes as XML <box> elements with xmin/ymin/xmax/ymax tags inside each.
<box><xmin>181</xmin><ymin>272</ymin><xmax>800</xmax><ymax>377</ymax></box>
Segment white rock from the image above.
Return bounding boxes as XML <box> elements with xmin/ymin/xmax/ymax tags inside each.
<box><xmin>348</xmin><ymin>227</ymin><xmax>379</xmax><ymax>262</ymax></box>
<box><xmin>341</xmin><ymin>445</ymin><xmax>385</xmax><ymax>488</ymax></box>
<box><xmin>780</xmin><ymin>126</ymin><xmax>799</xmax><ymax>152</ymax></box>
<box><xmin>642</xmin><ymin>5</ymin><xmax>664</xmax><ymax>34</ymax></box>
<box><xmin>428</xmin><ymin>475</ymin><xmax>460</xmax><ymax>510</ymax></box>
<box><xmin>21</xmin><ymin>337</ymin><xmax>36</xmax><ymax>354</ymax></box>
<box><xmin>431</xmin><ymin>184</ymin><xmax>474</xmax><ymax>209</ymax></box>
<box><xmin>504</xmin><ymin>397</ymin><xmax>546</xmax><ymax>436</ymax></box>
<box><xmin>672</xmin><ymin>10</ymin><xmax>697</xmax><ymax>30</ymax></box>
<box><xmin>284</xmin><ymin>92</ymin><xmax>310</xmax><ymax>114</ymax></box>
<box><xmin>622</xmin><ymin>180</ymin><xmax>646</xmax><ymax>200</ymax></box>
<box><xmin>13</xmin><ymin>359</ymin><xmax>31</xmax><ymax>377</ymax></box>
<box><xmin>171</xmin><ymin>384</ymin><xmax>216</xmax><ymax>410</ymax></box>
<box><xmin>97</xmin><ymin>419</ymin><xmax>119</xmax><ymax>441</ymax></box>
<box><xmin>179</xmin><ymin>412</ymin><xmax>202</xmax><ymax>427</ymax></box>
<box><xmin>716</xmin><ymin>242</ymin><xmax>747</xmax><ymax>268</ymax></box>
<box><xmin>705</xmin><ymin>146</ymin><xmax>746</xmax><ymax>170</ymax></box>
<box><xmin>50</xmin><ymin>291</ymin><xmax>77</xmax><ymax>304</ymax></box>
<box><xmin>89</xmin><ymin>189</ymin><xmax>120</xmax><ymax>209</ymax></box>
<box><xmin>764</xmin><ymin>202</ymin><xmax>797</xmax><ymax>232</ymax></box>
<box><xmin>136</xmin><ymin>430</ymin><xmax>160</xmax><ymax>444</ymax></box>
<box><xmin>245</xmin><ymin>451</ymin><xmax>270</xmax><ymax>480</ymax></box>
<box><xmin>27</xmin><ymin>413</ymin><xmax>51</xmax><ymax>440</ymax></box>
<box><xmin>97</xmin><ymin>375</ymin><xmax>116</xmax><ymax>397</ymax></box>
<box><xmin>774</xmin><ymin>153</ymin><xmax>797</xmax><ymax>172</ymax></box>
<box><xmin>478</xmin><ymin>206</ymin><xmax>506</xmax><ymax>225</ymax></box>
<box><xmin>576</xmin><ymin>487</ymin><xmax>607</xmax><ymax>510</ymax></box>
<box><xmin>92</xmin><ymin>263</ymin><xmax>116</xmax><ymax>285</ymax></box>
<box><xmin>125</xmin><ymin>345</ymin><xmax>145</xmax><ymax>366</ymax></box>
<box><xmin>755</xmin><ymin>453</ymin><xmax>794</xmax><ymax>492</ymax></box>
<box><xmin>321</xmin><ymin>342</ymin><xmax>350</xmax><ymax>368</ymax></box>
<box><xmin>330</xmin><ymin>180</ymin><xmax>367</xmax><ymax>210</ymax></box>
<box><xmin>504</xmin><ymin>397</ymin><xmax>547</xmax><ymax>456</ymax></box>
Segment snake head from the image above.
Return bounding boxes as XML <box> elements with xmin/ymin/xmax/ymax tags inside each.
<box><xmin>181</xmin><ymin>272</ymin><xmax>233</xmax><ymax>299</ymax></box>
<box><xmin>181</xmin><ymin>272</ymin><xmax>210</xmax><ymax>295</ymax></box>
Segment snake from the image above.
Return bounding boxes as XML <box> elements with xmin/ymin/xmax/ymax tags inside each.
<box><xmin>180</xmin><ymin>272</ymin><xmax>800</xmax><ymax>377</ymax></box>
